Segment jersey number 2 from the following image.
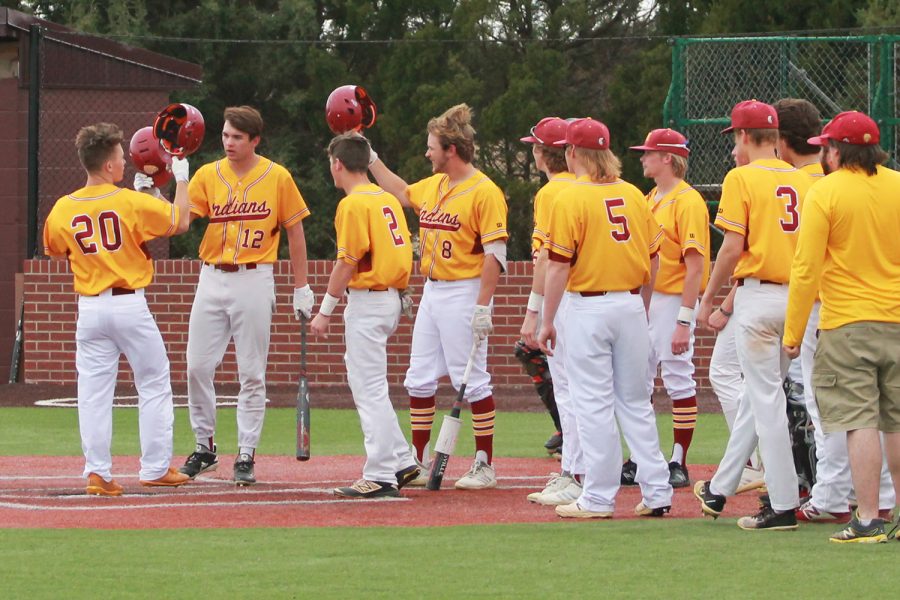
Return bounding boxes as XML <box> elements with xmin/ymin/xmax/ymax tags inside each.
<box><xmin>71</xmin><ymin>211</ymin><xmax>122</xmax><ymax>254</ymax></box>
<box><xmin>382</xmin><ymin>206</ymin><xmax>405</xmax><ymax>246</ymax></box>
<box><xmin>604</xmin><ymin>198</ymin><xmax>631</xmax><ymax>242</ymax></box>
<box><xmin>777</xmin><ymin>186</ymin><xmax>799</xmax><ymax>232</ymax></box>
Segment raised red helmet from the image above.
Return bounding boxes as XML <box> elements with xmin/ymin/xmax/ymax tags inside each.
<box><xmin>129</xmin><ymin>126</ymin><xmax>172</xmax><ymax>187</ymax></box>
<box><xmin>325</xmin><ymin>85</ymin><xmax>377</xmax><ymax>134</ymax></box>
<box><xmin>153</xmin><ymin>103</ymin><xmax>205</xmax><ymax>157</ymax></box>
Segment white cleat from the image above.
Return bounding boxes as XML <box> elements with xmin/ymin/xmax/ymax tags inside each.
<box><xmin>454</xmin><ymin>460</ymin><xmax>498</xmax><ymax>490</ymax></box>
<box><xmin>538</xmin><ymin>479</ymin><xmax>583</xmax><ymax>506</ymax></box>
<box><xmin>406</xmin><ymin>459</ymin><xmax>431</xmax><ymax>487</ymax></box>
<box><xmin>526</xmin><ymin>472</ymin><xmax>572</xmax><ymax>503</ymax></box>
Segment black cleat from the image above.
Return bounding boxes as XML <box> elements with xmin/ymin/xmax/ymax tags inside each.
<box><xmin>334</xmin><ymin>479</ymin><xmax>400</xmax><ymax>499</ymax></box>
<box><xmin>737</xmin><ymin>505</ymin><xmax>799</xmax><ymax>531</ymax></box>
<box><xmin>179</xmin><ymin>445</ymin><xmax>218</xmax><ymax>479</ymax></box>
<box><xmin>620</xmin><ymin>459</ymin><xmax>638</xmax><ymax>486</ymax></box>
<box><xmin>694</xmin><ymin>480</ymin><xmax>726</xmax><ymax>519</ymax></box>
<box><xmin>233</xmin><ymin>453</ymin><xmax>256</xmax><ymax>486</ymax></box>
<box><xmin>668</xmin><ymin>461</ymin><xmax>691</xmax><ymax>489</ymax></box>
<box><xmin>395</xmin><ymin>464</ymin><xmax>421</xmax><ymax>489</ymax></box>
<box><xmin>544</xmin><ymin>431</ymin><xmax>563</xmax><ymax>456</ymax></box>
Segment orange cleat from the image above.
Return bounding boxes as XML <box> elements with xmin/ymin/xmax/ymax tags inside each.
<box><xmin>140</xmin><ymin>466</ymin><xmax>190</xmax><ymax>487</ymax></box>
<box><xmin>86</xmin><ymin>473</ymin><xmax>124</xmax><ymax>497</ymax></box>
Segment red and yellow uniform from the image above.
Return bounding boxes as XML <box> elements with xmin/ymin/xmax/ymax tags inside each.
<box><xmin>799</xmin><ymin>162</ymin><xmax>825</xmax><ymax>178</ymax></box>
<box><xmin>547</xmin><ymin>175</ymin><xmax>663</xmax><ymax>291</ymax></box>
<box><xmin>335</xmin><ymin>183</ymin><xmax>412</xmax><ymax>290</ymax></box>
<box><xmin>784</xmin><ymin>165</ymin><xmax>900</xmax><ymax>346</ymax></box>
<box><xmin>43</xmin><ymin>184</ymin><xmax>178</xmax><ymax>295</ymax></box>
<box><xmin>648</xmin><ymin>180</ymin><xmax>711</xmax><ymax>294</ymax></box>
<box><xmin>188</xmin><ymin>157</ymin><xmax>310</xmax><ymax>265</ymax></box>
<box><xmin>406</xmin><ymin>171</ymin><xmax>507</xmax><ymax>280</ymax></box>
<box><xmin>715</xmin><ymin>158</ymin><xmax>812</xmax><ymax>283</ymax></box>
<box><xmin>531</xmin><ymin>172</ymin><xmax>577</xmax><ymax>255</ymax></box>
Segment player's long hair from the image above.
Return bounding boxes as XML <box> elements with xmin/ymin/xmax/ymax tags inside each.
<box><xmin>75</xmin><ymin>123</ymin><xmax>123</xmax><ymax>173</ymax></box>
<box><xmin>573</xmin><ymin>147</ymin><xmax>621</xmax><ymax>183</ymax></box>
<box><xmin>428</xmin><ymin>104</ymin><xmax>476</xmax><ymax>163</ymax></box>
<box><xmin>833</xmin><ymin>140</ymin><xmax>889</xmax><ymax>176</ymax></box>
<box><xmin>535</xmin><ymin>144</ymin><xmax>568</xmax><ymax>174</ymax></box>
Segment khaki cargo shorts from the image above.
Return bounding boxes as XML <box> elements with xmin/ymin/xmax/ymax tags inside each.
<box><xmin>812</xmin><ymin>322</ymin><xmax>900</xmax><ymax>433</ymax></box>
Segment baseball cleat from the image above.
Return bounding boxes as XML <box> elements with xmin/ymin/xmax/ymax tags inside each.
<box><xmin>736</xmin><ymin>506</ymin><xmax>799</xmax><ymax>531</ymax></box>
<box><xmin>395</xmin><ymin>464</ymin><xmax>421</xmax><ymax>489</ymax></box>
<box><xmin>796</xmin><ymin>500</ymin><xmax>851</xmax><ymax>523</ymax></box>
<box><xmin>334</xmin><ymin>479</ymin><xmax>400</xmax><ymax>499</ymax></box>
<box><xmin>140</xmin><ymin>467</ymin><xmax>190</xmax><ymax>487</ymax></box>
<box><xmin>86</xmin><ymin>473</ymin><xmax>123</xmax><ymax>497</ymax></box>
<box><xmin>667</xmin><ymin>461</ymin><xmax>690</xmax><ymax>489</ymax></box>
<box><xmin>179</xmin><ymin>444</ymin><xmax>219</xmax><ymax>479</ymax></box>
<box><xmin>233</xmin><ymin>453</ymin><xmax>256</xmax><ymax>486</ymax></box>
<box><xmin>544</xmin><ymin>431</ymin><xmax>563</xmax><ymax>456</ymax></box>
<box><xmin>454</xmin><ymin>459</ymin><xmax>497</xmax><ymax>490</ymax></box>
<box><xmin>830</xmin><ymin>513</ymin><xmax>888</xmax><ymax>543</ymax></box>
<box><xmin>735</xmin><ymin>466</ymin><xmax>766</xmax><ymax>494</ymax></box>
<box><xmin>620</xmin><ymin>459</ymin><xmax>638</xmax><ymax>486</ymax></box>
<box><xmin>694</xmin><ymin>480</ymin><xmax>726</xmax><ymax>519</ymax></box>
<box><xmin>406</xmin><ymin>459</ymin><xmax>431</xmax><ymax>487</ymax></box>
<box><xmin>634</xmin><ymin>501</ymin><xmax>671</xmax><ymax>517</ymax></box>
<box><xmin>538</xmin><ymin>478</ymin><xmax>583</xmax><ymax>506</ymax></box>
<box><xmin>527</xmin><ymin>472</ymin><xmax>570</xmax><ymax>503</ymax></box>
<box><xmin>555</xmin><ymin>502</ymin><xmax>613</xmax><ymax>519</ymax></box>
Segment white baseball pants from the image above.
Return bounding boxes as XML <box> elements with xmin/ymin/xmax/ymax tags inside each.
<box><xmin>710</xmin><ymin>280</ymin><xmax>798</xmax><ymax>511</ymax></box>
<box><xmin>345</xmin><ymin>289</ymin><xmax>416</xmax><ymax>483</ymax></box>
<box><xmin>404</xmin><ymin>278</ymin><xmax>492</xmax><ymax>403</ymax></box>
<box><xmin>187</xmin><ymin>264</ymin><xmax>275</xmax><ymax>450</ymax></box>
<box><xmin>565</xmin><ymin>292</ymin><xmax>672</xmax><ymax>513</ymax></box>
<box><xmin>544</xmin><ymin>294</ymin><xmax>584</xmax><ymax>475</ymax></box>
<box><xmin>710</xmin><ymin>316</ymin><xmax>742</xmax><ymax>429</ymax></box>
<box><xmin>76</xmin><ymin>289</ymin><xmax>174</xmax><ymax>481</ymax></box>
<box><xmin>800</xmin><ymin>302</ymin><xmax>895</xmax><ymax>512</ymax></box>
<box><xmin>646</xmin><ymin>292</ymin><xmax>697</xmax><ymax>400</ymax></box>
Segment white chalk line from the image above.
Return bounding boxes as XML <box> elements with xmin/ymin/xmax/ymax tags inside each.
<box><xmin>33</xmin><ymin>395</ymin><xmax>269</xmax><ymax>409</ymax></box>
<box><xmin>0</xmin><ymin>496</ymin><xmax>409</xmax><ymax>511</ymax></box>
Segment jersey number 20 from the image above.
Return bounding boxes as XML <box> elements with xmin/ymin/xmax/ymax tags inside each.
<box><xmin>71</xmin><ymin>211</ymin><xmax>122</xmax><ymax>254</ymax></box>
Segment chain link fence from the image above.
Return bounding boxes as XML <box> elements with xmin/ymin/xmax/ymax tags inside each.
<box><xmin>664</xmin><ymin>35</ymin><xmax>899</xmax><ymax>192</ymax></box>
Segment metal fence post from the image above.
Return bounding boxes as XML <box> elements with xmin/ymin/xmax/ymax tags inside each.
<box><xmin>27</xmin><ymin>24</ymin><xmax>41</xmax><ymax>259</ymax></box>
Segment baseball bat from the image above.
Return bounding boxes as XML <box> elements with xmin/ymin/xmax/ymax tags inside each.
<box><xmin>426</xmin><ymin>338</ymin><xmax>481</xmax><ymax>490</ymax></box>
<box><xmin>296</xmin><ymin>315</ymin><xmax>311</xmax><ymax>461</ymax></box>
<box><xmin>8</xmin><ymin>303</ymin><xmax>24</xmax><ymax>384</ymax></box>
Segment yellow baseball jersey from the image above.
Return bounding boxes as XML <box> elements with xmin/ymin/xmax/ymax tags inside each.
<box><xmin>546</xmin><ymin>175</ymin><xmax>663</xmax><ymax>292</ymax></box>
<box><xmin>42</xmin><ymin>184</ymin><xmax>178</xmax><ymax>295</ymax></box>
<box><xmin>532</xmin><ymin>172</ymin><xmax>577</xmax><ymax>255</ymax></box>
<box><xmin>784</xmin><ymin>166</ymin><xmax>900</xmax><ymax>346</ymax></box>
<box><xmin>715</xmin><ymin>158</ymin><xmax>811</xmax><ymax>283</ymax></box>
<box><xmin>335</xmin><ymin>183</ymin><xmax>412</xmax><ymax>290</ymax></box>
<box><xmin>648</xmin><ymin>180</ymin><xmax>711</xmax><ymax>294</ymax></box>
<box><xmin>406</xmin><ymin>170</ymin><xmax>508</xmax><ymax>280</ymax></box>
<box><xmin>800</xmin><ymin>162</ymin><xmax>825</xmax><ymax>178</ymax></box>
<box><xmin>189</xmin><ymin>157</ymin><xmax>310</xmax><ymax>264</ymax></box>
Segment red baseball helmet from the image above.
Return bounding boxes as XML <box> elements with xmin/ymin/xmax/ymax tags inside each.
<box><xmin>129</xmin><ymin>126</ymin><xmax>172</xmax><ymax>187</ymax></box>
<box><xmin>153</xmin><ymin>103</ymin><xmax>205</xmax><ymax>157</ymax></box>
<box><xmin>325</xmin><ymin>85</ymin><xmax>377</xmax><ymax>134</ymax></box>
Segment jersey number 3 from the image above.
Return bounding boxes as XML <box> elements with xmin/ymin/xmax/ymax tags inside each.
<box><xmin>71</xmin><ymin>211</ymin><xmax>122</xmax><ymax>254</ymax></box>
<box><xmin>777</xmin><ymin>186</ymin><xmax>799</xmax><ymax>232</ymax></box>
<box><xmin>604</xmin><ymin>198</ymin><xmax>631</xmax><ymax>242</ymax></box>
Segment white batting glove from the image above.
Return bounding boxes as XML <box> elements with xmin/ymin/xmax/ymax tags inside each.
<box><xmin>171</xmin><ymin>157</ymin><xmax>190</xmax><ymax>183</ymax></box>
<box><xmin>293</xmin><ymin>284</ymin><xmax>315</xmax><ymax>320</ymax></box>
<box><xmin>368</xmin><ymin>146</ymin><xmax>378</xmax><ymax>167</ymax></box>
<box><xmin>471</xmin><ymin>305</ymin><xmax>493</xmax><ymax>341</ymax></box>
<box><xmin>134</xmin><ymin>173</ymin><xmax>161</xmax><ymax>199</ymax></box>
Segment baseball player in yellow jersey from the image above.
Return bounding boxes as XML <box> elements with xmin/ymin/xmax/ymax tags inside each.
<box><xmin>518</xmin><ymin>117</ymin><xmax>585</xmax><ymax>506</ymax></box>
<box><xmin>627</xmin><ymin>128</ymin><xmax>710</xmax><ymax>489</ymax></box>
<box><xmin>369</xmin><ymin>104</ymin><xmax>508</xmax><ymax>489</ymax></box>
<box><xmin>42</xmin><ymin>123</ymin><xmax>192</xmax><ymax>495</ymax></box>
<box><xmin>694</xmin><ymin>100</ymin><xmax>812</xmax><ymax>531</ymax></box>
<box><xmin>309</xmin><ymin>133</ymin><xmax>420</xmax><ymax>498</ymax></box>
<box><xmin>179</xmin><ymin>106</ymin><xmax>314</xmax><ymax>486</ymax></box>
<box><xmin>783</xmin><ymin>111</ymin><xmax>900</xmax><ymax>543</ymax></box>
<box><xmin>536</xmin><ymin>118</ymin><xmax>673</xmax><ymax>519</ymax></box>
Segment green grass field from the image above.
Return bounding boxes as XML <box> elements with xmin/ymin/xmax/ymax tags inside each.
<box><xmin>1</xmin><ymin>407</ymin><xmax>896</xmax><ymax>598</ymax></box>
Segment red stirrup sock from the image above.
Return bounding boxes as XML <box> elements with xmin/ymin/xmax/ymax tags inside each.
<box><xmin>410</xmin><ymin>395</ymin><xmax>436</xmax><ymax>463</ymax></box>
<box><xmin>672</xmin><ymin>395</ymin><xmax>698</xmax><ymax>464</ymax></box>
<box><xmin>471</xmin><ymin>395</ymin><xmax>496</xmax><ymax>464</ymax></box>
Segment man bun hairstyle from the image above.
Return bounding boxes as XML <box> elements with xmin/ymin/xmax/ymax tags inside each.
<box><xmin>427</xmin><ymin>103</ymin><xmax>476</xmax><ymax>163</ymax></box>
<box><xmin>224</xmin><ymin>105</ymin><xmax>264</xmax><ymax>139</ymax></box>
<box><xmin>75</xmin><ymin>123</ymin><xmax>123</xmax><ymax>173</ymax></box>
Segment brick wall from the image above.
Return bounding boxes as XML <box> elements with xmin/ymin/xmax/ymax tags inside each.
<box><xmin>23</xmin><ymin>259</ymin><xmax>720</xmax><ymax>391</ymax></box>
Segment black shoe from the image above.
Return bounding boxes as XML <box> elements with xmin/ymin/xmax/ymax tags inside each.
<box><xmin>234</xmin><ymin>453</ymin><xmax>256</xmax><ymax>486</ymax></box>
<box><xmin>737</xmin><ymin>505</ymin><xmax>799</xmax><ymax>531</ymax></box>
<box><xmin>544</xmin><ymin>431</ymin><xmax>563</xmax><ymax>455</ymax></box>
<box><xmin>395</xmin><ymin>464</ymin><xmax>421</xmax><ymax>489</ymax></box>
<box><xmin>620</xmin><ymin>459</ymin><xmax>638</xmax><ymax>486</ymax></box>
<box><xmin>693</xmin><ymin>480</ymin><xmax>726</xmax><ymax>519</ymax></box>
<box><xmin>758</xmin><ymin>493</ymin><xmax>771</xmax><ymax>508</ymax></box>
<box><xmin>668</xmin><ymin>461</ymin><xmax>691</xmax><ymax>489</ymax></box>
<box><xmin>179</xmin><ymin>445</ymin><xmax>218</xmax><ymax>479</ymax></box>
<box><xmin>334</xmin><ymin>479</ymin><xmax>400</xmax><ymax>499</ymax></box>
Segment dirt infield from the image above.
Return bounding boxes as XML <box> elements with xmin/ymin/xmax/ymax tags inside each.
<box><xmin>0</xmin><ymin>455</ymin><xmax>763</xmax><ymax>529</ymax></box>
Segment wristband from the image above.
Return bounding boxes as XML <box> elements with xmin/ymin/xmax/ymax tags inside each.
<box><xmin>319</xmin><ymin>293</ymin><xmax>340</xmax><ymax>317</ymax></box>
<box><xmin>677</xmin><ymin>306</ymin><xmax>694</xmax><ymax>323</ymax></box>
<box><xmin>526</xmin><ymin>291</ymin><xmax>543</xmax><ymax>312</ymax></box>
<box><xmin>719</xmin><ymin>307</ymin><xmax>733</xmax><ymax>317</ymax></box>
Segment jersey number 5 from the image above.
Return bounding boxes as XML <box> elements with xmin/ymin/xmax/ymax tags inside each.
<box><xmin>604</xmin><ymin>198</ymin><xmax>631</xmax><ymax>242</ymax></box>
<box><xmin>71</xmin><ymin>211</ymin><xmax>122</xmax><ymax>254</ymax></box>
<box><xmin>382</xmin><ymin>206</ymin><xmax>405</xmax><ymax>246</ymax></box>
<box><xmin>777</xmin><ymin>186</ymin><xmax>799</xmax><ymax>232</ymax></box>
